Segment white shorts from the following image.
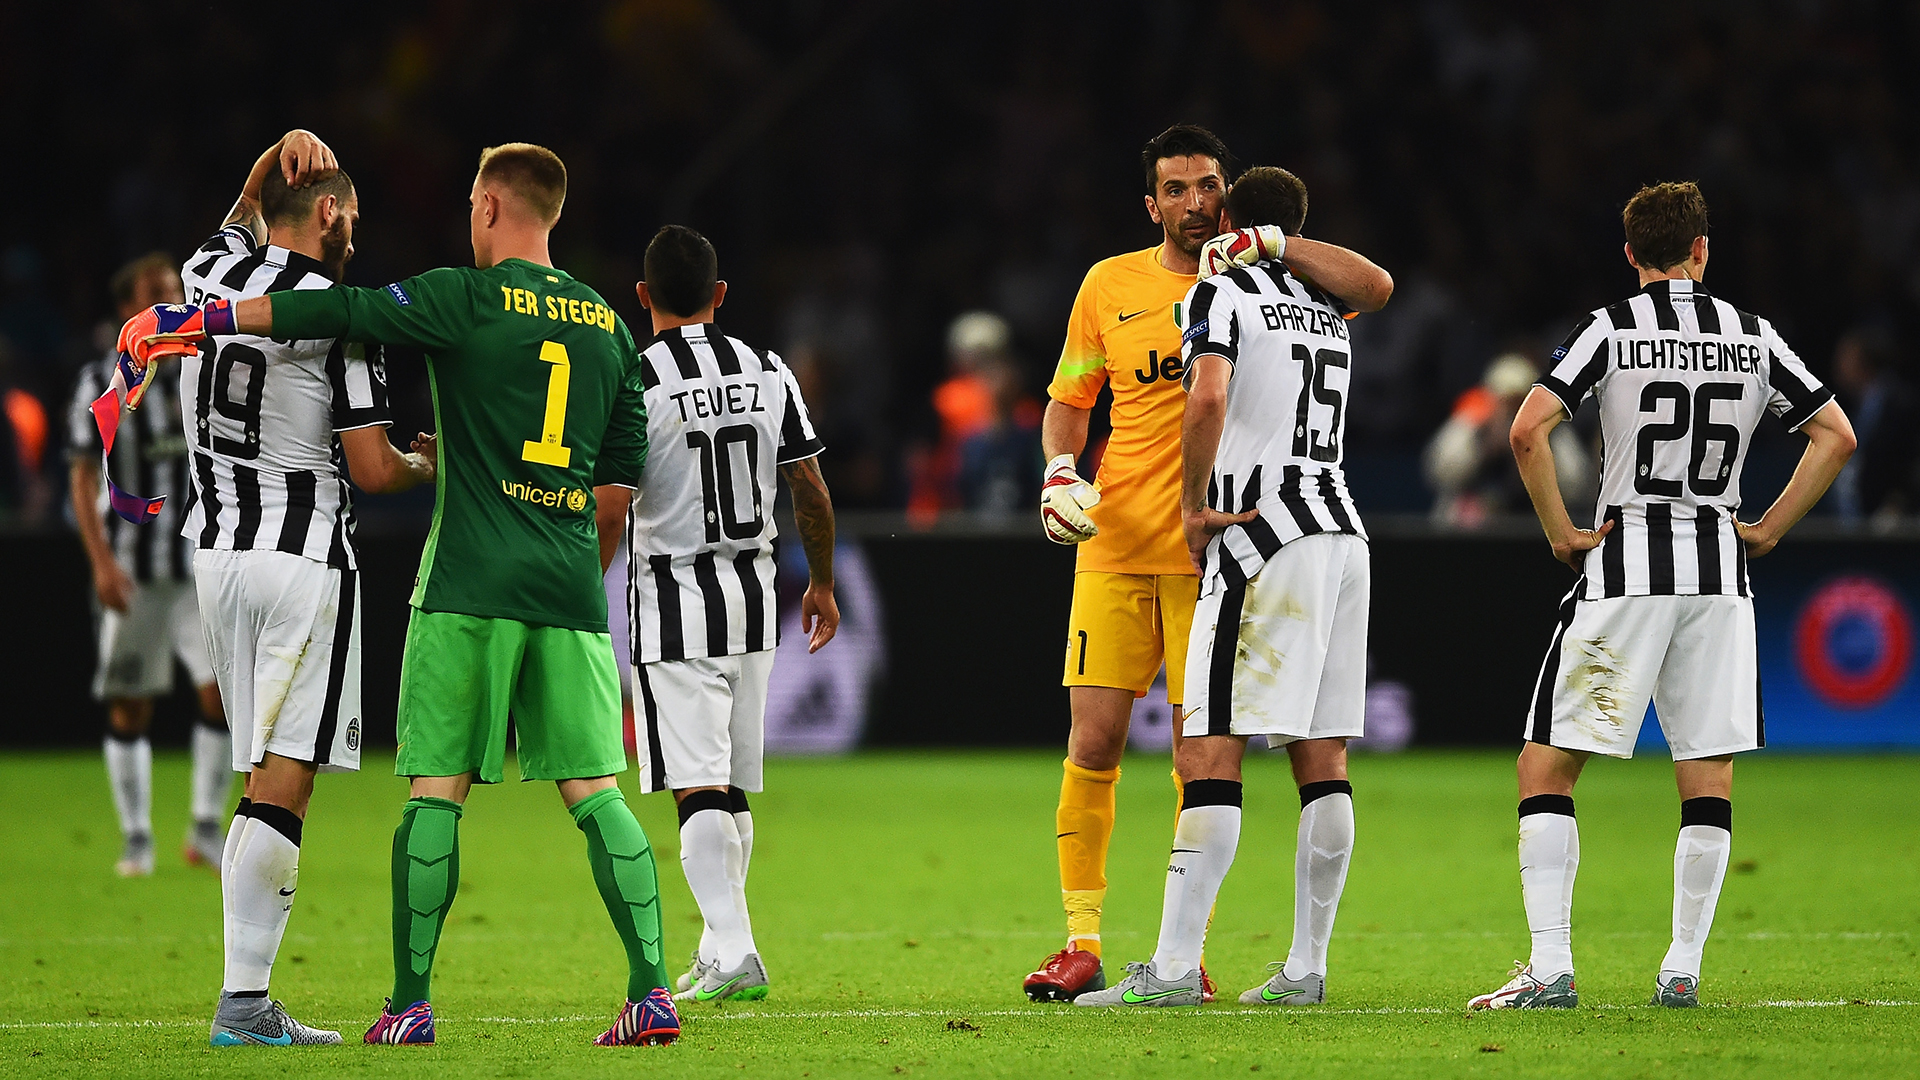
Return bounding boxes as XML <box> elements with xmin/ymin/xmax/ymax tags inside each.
<box><xmin>93</xmin><ymin>577</ymin><xmax>214</xmax><ymax>700</ymax></box>
<box><xmin>1525</xmin><ymin>590</ymin><xmax>1761</xmax><ymax>761</ymax></box>
<box><xmin>1182</xmin><ymin>533</ymin><xmax>1370</xmax><ymax>743</ymax></box>
<box><xmin>195</xmin><ymin>549</ymin><xmax>362</xmax><ymax>774</ymax></box>
<box><xmin>632</xmin><ymin>651</ymin><xmax>775</xmax><ymax>795</ymax></box>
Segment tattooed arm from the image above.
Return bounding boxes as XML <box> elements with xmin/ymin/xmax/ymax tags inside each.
<box><xmin>779</xmin><ymin>455</ymin><xmax>839</xmax><ymax>652</ymax></box>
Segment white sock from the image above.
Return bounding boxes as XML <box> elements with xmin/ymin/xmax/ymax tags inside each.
<box><xmin>190</xmin><ymin>723</ymin><xmax>233</xmax><ymax>824</ymax></box>
<box><xmin>732</xmin><ymin>808</ymin><xmax>755</xmax><ymax>942</ymax></box>
<box><xmin>1150</xmin><ymin>790</ymin><xmax>1241</xmax><ymax>982</ymax></box>
<box><xmin>1518</xmin><ymin>802</ymin><xmax>1579</xmax><ymax>980</ymax></box>
<box><xmin>1661</xmin><ymin>818</ymin><xmax>1732</xmax><ymax>979</ymax></box>
<box><xmin>104</xmin><ymin>734</ymin><xmax>152</xmax><ymax>839</ymax></box>
<box><xmin>680</xmin><ymin>807</ymin><xmax>755</xmax><ymax>969</ymax></box>
<box><xmin>222</xmin><ymin>809</ymin><xmax>301</xmax><ymax>993</ymax></box>
<box><xmin>1282</xmin><ymin>787</ymin><xmax>1354</xmax><ymax>981</ymax></box>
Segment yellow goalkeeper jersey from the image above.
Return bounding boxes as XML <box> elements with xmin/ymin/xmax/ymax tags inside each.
<box><xmin>1046</xmin><ymin>246</ymin><xmax>1196</xmax><ymax>577</ymax></box>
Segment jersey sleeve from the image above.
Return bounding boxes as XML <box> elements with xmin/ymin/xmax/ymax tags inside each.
<box><xmin>592</xmin><ymin>324</ymin><xmax>650</xmax><ymax>489</ymax></box>
<box><xmin>1046</xmin><ymin>266</ymin><xmax>1109</xmax><ymax>407</ymax></box>
<box><xmin>329</xmin><ymin>342</ymin><xmax>393</xmax><ymax>432</ymax></box>
<box><xmin>1536</xmin><ymin>312</ymin><xmax>1610</xmax><ymax>417</ymax></box>
<box><xmin>1761</xmin><ymin>322</ymin><xmax>1835</xmax><ymax>431</ymax></box>
<box><xmin>65</xmin><ymin>362</ymin><xmax>105</xmax><ymax>459</ymax></box>
<box><xmin>1180</xmin><ymin>278</ymin><xmax>1240</xmax><ymax>366</ymax></box>
<box><xmin>269</xmin><ymin>267</ymin><xmax>475</xmax><ymax>353</ymax></box>
<box><xmin>771</xmin><ymin>350</ymin><xmax>825</xmax><ymax>464</ymax></box>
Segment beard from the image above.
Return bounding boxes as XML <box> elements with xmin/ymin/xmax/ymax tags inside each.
<box><xmin>321</xmin><ymin>220</ymin><xmax>353</xmax><ymax>280</ymax></box>
<box><xmin>1166</xmin><ymin>212</ymin><xmax>1219</xmax><ymax>257</ymax></box>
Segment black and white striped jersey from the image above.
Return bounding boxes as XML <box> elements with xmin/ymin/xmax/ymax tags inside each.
<box><xmin>1538</xmin><ymin>278</ymin><xmax>1833</xmax><ymax>600</ymax></box>
<box><xmin>627</xmin><ymin>324</ymin><xmax>823</xmax><ymax>662</ymax></box>
<box><xmin>177</xmin><ymin>225</ymin><xmax>390</xmax><ymax>570</ymax></box>
<box><xmin>67</xmin><ymin>350</ymin><xmax>195</xmax><ymax>583</ymax></box>
<box><xmin>1179</xmin><ymin>260</ymin><xmax>1367</xmax><ymax>589</ymax></box>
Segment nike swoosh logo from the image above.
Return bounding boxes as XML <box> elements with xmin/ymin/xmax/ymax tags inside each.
<box><xmin>1170</xmin><ymin>848</ymin><xmax>1201</xmax><ymax>854</ymax></box>
<box><xmin>225</xmin><ymin>1027</ymin><xmax>294</xmax><ymax>1045</ymax></box>
<box><xmin>695</xmin><ymin>973</ymin><xmax>747</xmax><ymax>1001</ymax></box>
<box><xmin>278</xmin><ymin>887</ymin><xmax>296</xmax><ymax>896</ymax></box>
<box><xmin>1121</xmin><ymin>986</ymin><xmax>1189</xmax><ymax>1004</ymax></box>
<box><xmin>1117</xmin><ymin>310</ymin><xmax>1146</xmax><ymax>321</ymax></box>
<box><xmin>1262</xmin><ymin>987</ymin><xmax>1305</xmax><ymax>1002</ymax></box>
<box><xmin>1057</xmin><ymin>832</ymin><xmax>1079</xmax><ymax>838</ymax></box>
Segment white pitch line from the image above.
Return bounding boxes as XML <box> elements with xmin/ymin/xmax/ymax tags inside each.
<box><xmin>5</xmin><ymin>1000</ymin><xmax>1913</xmax><ymax>1030</ymax></box>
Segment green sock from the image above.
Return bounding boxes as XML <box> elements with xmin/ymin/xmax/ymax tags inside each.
<box><xmin>571</xmin><ymin>787</ymin><xmax>669</xmax><ymax>1000</ymax></box>
<box><xmin>390</xmin><ymin>796</ymin><xmax>462</xmax><ymax>1008</ymax></box>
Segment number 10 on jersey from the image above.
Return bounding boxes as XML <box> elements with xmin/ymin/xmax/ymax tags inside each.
<box><xmin>522</xmin><ymin>341</ymin><xmax>573</xmax><ymax>468</ymax></box>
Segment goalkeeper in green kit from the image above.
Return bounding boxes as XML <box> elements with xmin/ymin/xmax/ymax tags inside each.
<box><xmin>124</xmin><ymin>143</ymin><xmax>679</xmax><ymax>1047</ymax></box>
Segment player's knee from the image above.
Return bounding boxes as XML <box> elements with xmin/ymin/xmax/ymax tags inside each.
<box><xmin>107</xmin><ymin>698</ymin><xmax>152</xmax><ymax>735</ymax></box>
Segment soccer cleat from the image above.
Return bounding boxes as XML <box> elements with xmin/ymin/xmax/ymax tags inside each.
<box><xmin>1023</xmin><ymin>945</ymin><xmax>1105</xmax><ymax>1002</ymax></box>
<box><xmin>674</xmin><ymin>948</ymin><xmax>708</xmax><ymax>993</ymax></box>
<box><xmin>596</xmin><ymin>987</ymin><xmax>681</xmax><ymax>1046</ymax></box>
<box><xmin>1239</xmin><ymin>963</ymin><xmax>1325</xmax><ymax>1005</ymax></box>
<box><xmin>674</xmin><ymin>952</ymin><xmax>768</xmax><ymax>1003</ymax></box>
<box><xmin>116</xmin><ymin>833</ymin><xmax>154</xmax><ymax>877</ymax></box>
<box><xmin>1200</xmin><ymin>966</ymin><xmax>1217</xmax><ymax>1004</ymax></box>
<box><xmin>1651</xmin><ymin>971</ymin><xmax>1700</xmax><ymax>1008</ymax></box>
<box><xmin>1468</xmin><ymin>962</ymin><xmax>1578</xmax><ymax>1010</ymax></box>
<box><xmin>210</xmin><ymin>999</ymin><xmax>343</xmax><ymax>1046</ymax></box>
<box><xmin>1072</xmin><ymin>961</ymin><xmax>1204</xmax><ymax>1008</ymax></box>
<box><xmin>184</xmin><ymin>820</ymin><xmax>224</xmax><ymax>869</ymax></box>
<box><xmin>364</xmin><ymin>998</ymin><xmax>435</xmax><ymax>1044</ymax></box>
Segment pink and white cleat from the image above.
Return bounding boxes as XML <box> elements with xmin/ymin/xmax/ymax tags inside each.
<box><xmin>595</xmin><ymin>987</ymin><xmax>680</xmax><ymax>1046</ymax></box>
<box><xmin>364</xmin><ymin>998</ymin><xmax>436</xmax><ymax>1044</ymax></box>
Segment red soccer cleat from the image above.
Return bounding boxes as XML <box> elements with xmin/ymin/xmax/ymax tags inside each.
<box><xmin>1024</xmin><ymin>945</ymin><xmax>1106</xmax><ymax>1002</ymax></box>
<box><xmin>1200</xmin><ymin>966</ymin><xmax>1217</xmax><ymax>1004</ymax></box>
<box><xmin>595</xmin><ymin>987</ymin><xmax>680</xmax><ymax>1046</ymax></box>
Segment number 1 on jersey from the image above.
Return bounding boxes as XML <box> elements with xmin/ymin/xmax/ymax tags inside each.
<box><xmin>521</xmin><ymin>340</ymin><xmax>572</xmax><ymax>468</ymax></box>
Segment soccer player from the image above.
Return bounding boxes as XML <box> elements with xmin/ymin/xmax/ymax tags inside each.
<box><xmin>1074</xmin><ymin>167</ymin><xmax>1394</xmax><ymax>1009</ymax></box>
<box><xmin>70</xmin><ymin>254</ymin><xmax>229</xmax><ymax>877</ymax></box>
<box><xmin>166</xmin><ymin>130</ymin><xmax>434</xmax><ymax>1045</ymax></box>
<box><xmin>623</xmin><ymin>225</ymin><xmax>838</xmax><ymax>1004</ymax></box>
<box><xmin>125</xmin><ymin>143</ymin><xmax>679</xmax><ymax>1047</ymax></box>
<box><xmin>1471</xmin><ymin>182</ymin><xmax>1855</xmax><ymax>1010</ymax></box>
<box><xmin>1025</xmin><ymin>125</ymin><xmax>1232</xmax><ymax>1003</ymax></box>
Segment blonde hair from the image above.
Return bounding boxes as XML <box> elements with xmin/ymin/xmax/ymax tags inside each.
<box><xmin>477</xmin><ymin>143</ymin><xmax>567</xmax><ymax>225</ymax></box>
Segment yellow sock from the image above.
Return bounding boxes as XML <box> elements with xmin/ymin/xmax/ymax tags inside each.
<box><xmin>1058</xmin><ymin>758</ymin><xmax>1119</xmax><ymax>957</ymax></box>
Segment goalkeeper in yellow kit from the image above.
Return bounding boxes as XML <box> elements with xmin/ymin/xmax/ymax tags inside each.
<box><xmin>1025</xmin><ymin>125</ymin><xmax>1237</xmax><ymax>1002</ymax></box>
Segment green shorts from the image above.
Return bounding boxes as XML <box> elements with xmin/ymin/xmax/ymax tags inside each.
<box><xmin>395</xmin><ymin>609</ymin><xmax>626</xmax><ymax>783</ymax></box>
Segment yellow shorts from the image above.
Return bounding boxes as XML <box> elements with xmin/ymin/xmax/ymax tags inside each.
<box><xmin>1063</xmin><ymin>571</ymin><xmax>1198</xmax><ymax>703</ymax></box>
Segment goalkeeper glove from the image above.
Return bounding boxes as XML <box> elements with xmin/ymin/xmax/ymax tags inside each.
<box><xmin>114</xmin><ymin>301</ymin><xmax>238</xmax><ymax>404</ymax></box>
<box><xmin>1197</xmin><ymin>225</ymin><xmax>1287</xmax><ymax>279</ymax></box>
<box><xmin>1040</xmin><ymin>454</ymin><xmax>1101</xmax><ymax>544</ymax></box>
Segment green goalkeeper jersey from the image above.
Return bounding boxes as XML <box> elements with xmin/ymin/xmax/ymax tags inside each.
<box><xmin>270</xmin><ymin>259</ymin><xmax>647</xmax><ymax>632</ymax></box>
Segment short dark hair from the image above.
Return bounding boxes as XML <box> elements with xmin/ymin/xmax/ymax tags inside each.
<box><xmin>1623</xmin><ymin>182</ymin><xmax>1708</xmax><ymax>272</ymax></box>
<box><xmin>1226</xmin><ymin>166</ymin><xmax>1310</xmax><ymax>236</ymax></box>
<box><xmin>478</xmin><ymin>143</ymin><xmax>567</xmax><ymax>225</ymax></box>
<box><xmin>644</xmin><ymin>225</ymin><xmax>719</xmax><ymax>318</ymax></box>
<box><xmin>260</xmin><ymin>167</ymin><xmax>356</xmax><ymax>227</ymax></box>
<box><xmin>1141</xmin><ymin>124</ymin><xmax>1232</xmax><ymax>194</ymax></box>
<box><xmin>109</xmin><ymin>253</ymin><xmax>177</xmax><ymax>308</ymax></box>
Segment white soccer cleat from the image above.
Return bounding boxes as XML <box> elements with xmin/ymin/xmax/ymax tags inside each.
<box><xmin>116</xmin><ymin>833</ymin><xmax>154</xmax><ymax>877</ymax></box>
<box><xmin>1468</xmin><ymin>962</ymin><xmax>1578</xmax><ymax>1010</ymax></box>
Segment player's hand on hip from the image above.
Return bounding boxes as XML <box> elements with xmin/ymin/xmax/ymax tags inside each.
<box><xmin>1732</xmin><ymin>518</ymin><xmax>1779</xmax><ymax>559</ymax></box>
<box><xmin>1040</xmin><ymin>454</ymin><xmax>1101</xmax><ymax>544</ymax></box>
<box><xmin>1551</xmin><ymin>517</ymin><xmax>1614</xmax><ymax>568</ymax></box>
<box><xmin>280</xmin><ymin>130</ymin><xmax>338</xmax><ymax>187</ymax></box>
<box><xmin>1198</xmin><ymin>225</ymin><xmax>1288</xmax><ymax>279</ymax></box>
<box><xmin>800</xmin><ymin>582</ymin><xmax>839</xmax><ymax>653</ymax></box>
<box><xmin>93</xmin><ymin>560</ymin><xmax>134</xmax><ymax>613</ymax></box>
<box><xmin>1184</xmin><ymin>506</ymin><xmax>1259</xmax><ymax>571</ymax></box>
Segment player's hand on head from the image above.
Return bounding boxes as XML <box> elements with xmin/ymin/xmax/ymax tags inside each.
<box><xmin>280</xmin><ymin>129</ymin><xmax>338</xmax><ymax>188</ymax></box>
<box><xmin>1041</xmin><ymin>454</ymin><xmax>1101</xmax><ymax>544</ymax></box>
<box><xmin>1198</xmin><ymin>225</ymin><xmax>1288</xmax><ymax>279</ymax></box>
<box><xmin>1732</xmin><ymin>519</ymin><xmax>1778</xmax><ymax>559</ymax></box>
<box><xmin>800</xmin><ymin>583</ymin><xmax>839</xmax><ymax>653</ymax></box>
<box><xmin>1551</xmin><ymin>517</ymin><xmax>1615</xmax><ymax>569</ymax></box>
<box><xmin>1183</xmin><ymin>506</ymin><xmax>1259</xmax><ymax>571</ymax></box>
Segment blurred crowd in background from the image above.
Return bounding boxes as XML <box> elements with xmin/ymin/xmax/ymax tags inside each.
<box><xmin>4</xmin><ymin>0</ymin><xmax>1918</xmax><ymax>529</ymax></box>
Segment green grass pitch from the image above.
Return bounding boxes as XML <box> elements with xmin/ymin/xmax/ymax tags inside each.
<box><xmin>1</xmin><ymin>748</ymin><xmax>1914</xmax><ymax>1078</ymax></box>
